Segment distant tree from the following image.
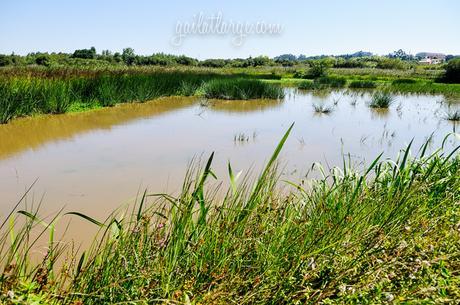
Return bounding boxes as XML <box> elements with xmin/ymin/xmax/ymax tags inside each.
<box><xmin>176</xmin><ymin>55</ymin><xmax>198</xmax><ymax>66</ymax></box>
<box><xmin>200</xmin><ymin>59</ymin><xmax>227</xmax><ymax>68</ymax></box>
<box><xmin>113</xmin><ymin>52</ymin><xmax>122</xmax><ymax>63</ymax></box>
<box><xmin>376</xmin><ymin>57</ymin><xmax>406</xmax><ymax>70</ymax></box>
<box><xmin>0</xmin><ymin>54</ymin><xmax>12</xmax><ymax>66</ymax></box>
<box><xmin>72</xmin><ymin>47</ymin><xmax>96</xmax><ymax>59</ymax></box>
<box><xmin>307</xmin><ymin>60</ymin><xmax>330</xmax><ymax>78</ymax></box>
<box><xmin>251</xmin><ymin>56</ymin><xmax>273</xmax><ymax>67</ymax></box>
<box><xmin>35</xmin><ymin>54</ymin><xmax>51</xmax><ymax>66</ymax></box>
<box><xmin>443</xmin><ymin>58</ymin><xmax>460</xmax><ymax>83</ymax></box>
<box><xmin>274</xmin><ymin>54</ymin><xmax>297</xmax><ymax>61</ymax></box>
<box><xmin>388</xmin><ymin>49</ymin><xmax>414</xmax><ymax>61</ymax></box>
<box><xmin>122</xmin><ymin>48</ymin><xmax>136</xmax><ymax>65</ymax></box>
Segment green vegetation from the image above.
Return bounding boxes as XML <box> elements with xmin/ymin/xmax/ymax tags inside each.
<box><xmin>443</xmin><ymin>58</ymin><xmax>460</xmax><ymax>83</ymax></box>
<box><xmin>298</xmin><ymin>76</ymin><xmax>347</xmax><ymax>90</ymax></box>
<box><xmin>1</xmin><ymin>128</ymin><xmax>459</xmax><ymax>304</ymax></box>
<box><xmin>312</xmin><ymin>103</ymin><xmax>334</xmax><ymax>114</ymax></box>
<box><xmin>446</xmin><ymin>109</ymin><xmax>460</xmax><ymax>121</ymax></box>
<box><xmin>0</xmin><ymin>71</ymin><xmax>283</xmax><ymax>123</ymax></box>
<box><xmin>392</xmin><ymin>78</ymin><xmax>417</xmax><ymax>85</ymax></box>
<box><xmin>202</xmin><ymin>78</ymin><xmax>284</xmax><ymax>100</ymax></box>
<box><xmin>369</xmin><ymin>91</ymin><xmax>395</xmax><ymax>108</ymax></box>
<box><xmin>1</xmin><ymin>47</ymin><xmax>460</xmax><ymax>123</ymax></box>
<box><xmin>348</xmin><ymin>80</ymin><xmax>377</xmax><ymax>88</ymax></box>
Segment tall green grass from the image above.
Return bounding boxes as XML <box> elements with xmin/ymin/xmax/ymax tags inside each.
<box><xmin>369</xmin><ymin>91</ymin><xmax>395</xmax><ymax>108</ymax></box>
<box><xmin>348</xmin><ymin>80</ymin><xmax>377</xmax><ymax>88</ymax></box>
<box><xmin>298</xmin><ymin>76</ymin><xmax>347</xmax><ymax>90</ymax></box>
<box><xmin>202</xmin><ymin>78</ymin><xmax>284</xmax><ymax>100</ymax></box>
<box><xmin>1</xmin><ymin>128</ymin><xmax>459</xmax><ymax>303</ymax></box>
<box><xmin>0</xmin><ymin>72</ymin><xmax>284</xmax><ymax>123</ymax></box>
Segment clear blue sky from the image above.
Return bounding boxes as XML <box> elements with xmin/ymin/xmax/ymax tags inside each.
<box><xmin>1</xmin><ymin>0</ymin><xmax>459</xmax><ymax>58</ymax></box>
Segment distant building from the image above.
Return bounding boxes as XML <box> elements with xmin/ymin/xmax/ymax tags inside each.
<box><xmin>416</xmin><ymin>52</ymin><xmax>446</xmax><ymax>65</ymax></box>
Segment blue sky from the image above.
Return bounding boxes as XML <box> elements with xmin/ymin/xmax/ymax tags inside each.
<box><xmin>1</xmin><ymin>0</ymin><xmax>459</xmax><ymax>58</ymax></box>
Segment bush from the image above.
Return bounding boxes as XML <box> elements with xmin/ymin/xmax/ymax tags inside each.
<box><xmin>349</xmin><ymin>80</ymin><xmax>377</xmax><ymax>88</ymax></box>
<box><xmin>443</xmin><ymin>58</ymin><xmax>460</xmax><ymax>83</ymax></box>
<box><xmin>0</xmin><ymin>55</ymin><xmax>12</xmax><ymax>67</ymax></box>
<box><xmin>375</xmin><ymin>58</ymin><xmax>406</xmax><ymax>70</ymax></box>
<box><xmin>392</xmin><ymin>78</ymin><xmax>417</xmax><ymax>85</ymax></box>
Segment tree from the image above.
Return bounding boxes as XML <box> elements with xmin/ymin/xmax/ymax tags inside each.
<box><xmin>0</xmin><ymin>54</ymin><xmax>12</xmax><ymax>66</ymax></box>
<box><xmin>72</xmin><ymin>47</ymin><xmax>96</xmax><ymax>59</ymax></box>
<box><xmin>122</xmin><ymin>48</ymin><xmax>136</xmax><ymax>65</ymax></box>
<box><xmin>35</xmin><ymin>54</ymin><xmax>51</xmax><ymax>66</ymax></box>
<box><xmin>443</xmin><ymin>58</ymin><xmax>460</xmax><ymax>83</ymax></box>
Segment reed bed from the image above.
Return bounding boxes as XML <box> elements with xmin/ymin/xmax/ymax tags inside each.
<box><xmin>0</xmin><ymin>71</ymin><xmax>284</xmax><ymax>123</ymax></box>
<box><xmin>1</xmin><ymin>127</ymin><xmax>459</xmax><ymax>304</ymax></box>
<box><xmin>348</xmin><ymin>80</ymin><xmax>377</xmax><ymax>88</ymax></box>
<box><xmin>202</xmin><ymin>78</ymin><xmax>284</xmax><ymax>100</ymax></box>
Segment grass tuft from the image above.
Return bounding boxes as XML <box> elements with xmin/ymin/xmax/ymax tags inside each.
<box><xmin>369</xmin><ymin>91</ymin><xmax>395</xmax><ymax>108</ymax></box>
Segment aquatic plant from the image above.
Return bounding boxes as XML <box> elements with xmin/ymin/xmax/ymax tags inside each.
<box><xmin>202</xmin><ymin>78</ymin><xmax>284</xmax><ymax>100</ymax></box>
<box><xmin>446</xmin><ymin>109</ymin><xmax>460</xmax><ymax>121</ymax></box>
<box><xmin>312</xmin><ymin>103</ymin><xmax>334</xmax><ymax>114</ymax></box>
<box><xmin>348</xmin><ymin>80</ymin><xmax>377</xmax><ymax>88</ymax></box>
<box><xmin>369</xmin><ymin>91</ymin><xmax>395</xmax><ymax>108</ymax></box>
<box><xmin>0</xmin><ymin>71</ymin><xmax>285</xmax><ymax>123</ymax></box>
<box><xmin>0</xmin><ymin>128</ymin><xmax>459</xmax><ymax>303</ymax></box>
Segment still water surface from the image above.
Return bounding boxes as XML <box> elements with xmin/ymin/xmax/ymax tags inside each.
<box><xmin>0</xmin><ymin>89</ymin><xmax>458</xmax><ymax>241</ymax></box>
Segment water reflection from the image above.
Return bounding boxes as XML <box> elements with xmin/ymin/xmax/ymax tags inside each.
<box><xmin>0</xmin><ymin>97</ymin><xmax>197</xmax><ymax>160</ymax></box>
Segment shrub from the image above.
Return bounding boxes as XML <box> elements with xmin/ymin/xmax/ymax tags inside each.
<box><xmin>375</xmin><ymin>58</ymin><xmax>406</xmax><ymax>70</ymax></box>
<box><xmin>392</xmin><ymin>78</ymin><xmax>417</xmax><ymax>85</ymax></box>
<box><xmin>443</xmin><ymin>58</ymin><xmax>460</xmax><ymax>83</ymax></box>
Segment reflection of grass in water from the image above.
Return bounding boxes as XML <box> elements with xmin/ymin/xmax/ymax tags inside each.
<box><xmin>312</xmin><ymin>103</ymin><xmax>334</xmax><ymax>114</ymax></box>
<box><xmin>202</xmin><ymin>78</ymin><xmax>284</xmax><ymax>100</ymax></box>
<box><xmin>0</xmin><ymin>97</ymin><xmax>196</xmax><ymax>160</ymax></box>
<box><xmin>0</xmin><ymin>73</ymin><xmax>284</xmax><ymax>124</ymax></box>
<box><xmin>446</xmin><ymin>109</ymin><xmax>460</xmax><ymax>121</ymax></box>
<box><xmin>2</xmin><ymin>127</ymin><xmax>459</xmax><ymax>304</ymax></box>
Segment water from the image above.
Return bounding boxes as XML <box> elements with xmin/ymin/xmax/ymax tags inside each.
<box><xmin>0</xmin><ymin>89</ymin><xmax>458</xmax><ymax>243</ymax></box>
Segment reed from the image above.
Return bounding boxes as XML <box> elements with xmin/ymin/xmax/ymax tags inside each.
<box><xmin>348</xmin><ymin>80</ymin><xmax>377</xmax><ymax>88</ymax></box>
<box><xmin>369</xmin><ymin>91</ymin><xmax>395</xmax><ymax>108</ymax></box>
<box><xmin>1</xmin><ymin>128</ymin><xmax>459</xmax><ymax>304</ymax></box>
<box><xmin>202</xmin><ymin>78</ymin><xmax>284</xmax><ymax>100</ymax></box>
<box><xmin>0</xmin><ymin>72</ymin><xmax>285</xmax><ymax>123</ymax></box>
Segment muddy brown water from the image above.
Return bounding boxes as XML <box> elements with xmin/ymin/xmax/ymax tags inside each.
<box><xmin>0</xmin><ymin>89</ymin><xmax>458</xmax><ymax>249</ymax></box>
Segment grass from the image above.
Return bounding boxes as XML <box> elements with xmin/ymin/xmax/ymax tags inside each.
<box><xmin>202</xmin><ymin>78</ymin><xmax>284</xmax><ymax>100</ymax></box>
<box><xmin>369</xmin><ymin>91</ymin><xmax>395</xmax><ymax>108</ymax></box>
<box><xmin>348</xmin><ymin>80</ymin><xmax>377</xmax><ymax>88</ymax></box>
<box><xmin>0</xmin><ymin>70</ymin><xmax>284</xmax><ymax>124</ymax></box>
<box><xmin>298</xmin><ymin>76</ymin><xmax>347</xmax><ymax>91</ymax></box>
<box><xmin>446</xmin><ymin>109</ymin><xmax>460</xmax><ymax>121</ymax></box>
<box><xmin>1</xmin><ymin>127</ymin><xmax>459</xmax><ymax>304</ymax></box>
<box><xmin>312</xmin><ymin>103</ymin><xmax>334</xmax><ymax>114</ymax></box>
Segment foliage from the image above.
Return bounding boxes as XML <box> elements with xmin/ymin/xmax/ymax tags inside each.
<box><xmin>202</xmin><ymin>78</ymin><xmax>284</xmax><ymax>100</ymax></box>
<box><xmin>369</xmin><ymin>91</ymin><xmax>395</xmax><ymax>108</ymax></box>
<box><xmin>71</xmin><ymin>47</ymin><xmax>96</xmax><ymax>59</ymax></box>
<box><xmin>443</xmin><ymin>58</ymin><xmax>460</xmax><ymax>83</ymax></box>
<box><xmin>0</xmin><ymin>130</ymin><xmax>459</xmax><ymax>304</ymax></box>
<box><xmin>348</xmin><ymin>80</ymin><xmax>377</xmax><ymax>88</ymax></box>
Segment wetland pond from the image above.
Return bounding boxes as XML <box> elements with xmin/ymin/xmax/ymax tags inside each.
<box><xmin>0</xmin><ymin>88</ymin><xmax>459</xmax><ymax>244</ymax></box>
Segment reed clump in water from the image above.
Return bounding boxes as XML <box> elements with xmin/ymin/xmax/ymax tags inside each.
<box><xmin>202</xmin><ymin>78</ymin><xmax>285</xmax><ymax>100</ymax></box>
<box><xmin>0</xmin><ymin>72</ymin><xmax>284</xmax><ymax>124</ymax></box>
<box><xmin>1</xmin><ymin>127</ymin><xmax>459</xmax><ymax>304</ymax></box>
<box><xmin>369</xmin><ymin>91</ymin><xmax>395</xmax><ymax>108</ymax></box>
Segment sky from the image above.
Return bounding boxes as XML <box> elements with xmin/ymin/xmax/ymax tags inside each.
<box><xmin>1</xmin><ymin>0</ymin><xmax>459</xmax><ymax>59</ymax></box>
